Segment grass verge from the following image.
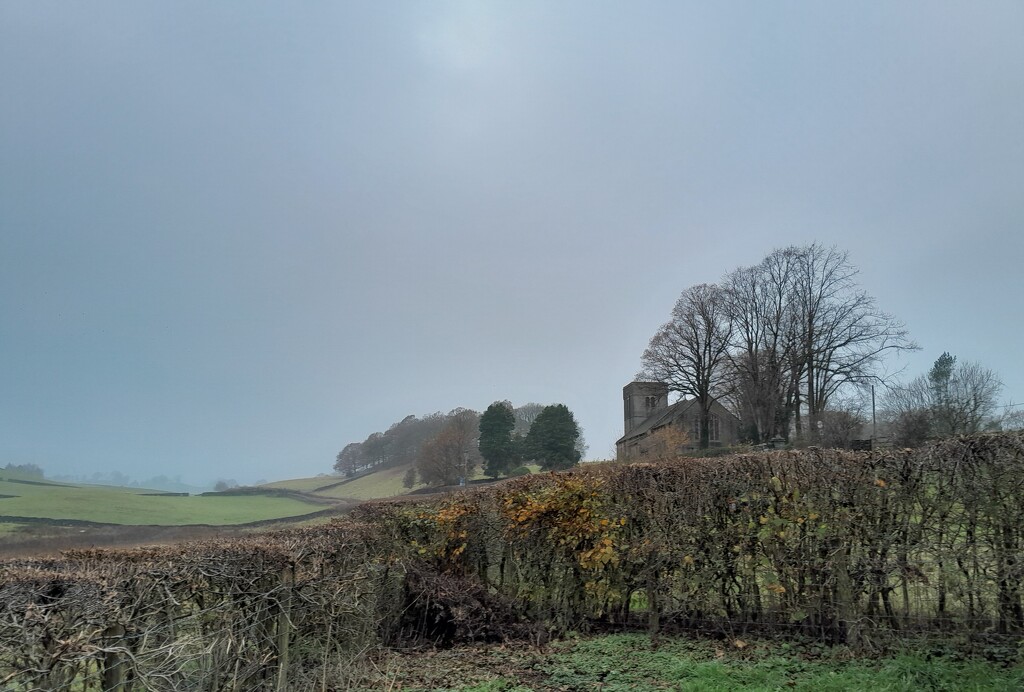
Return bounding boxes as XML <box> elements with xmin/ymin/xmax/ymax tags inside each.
<box><xmin>355</xmin><ymin>633</ymin><xmax>1023</xmax><ymax>691</ymax></box>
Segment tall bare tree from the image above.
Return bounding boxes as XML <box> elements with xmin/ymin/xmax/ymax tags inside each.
<box><xmin>722</xmin><ymin>249</ymin><xmax>801</xmax><ymax>443</ymax></box>
<box><xmin>640</xmin><ymin>283</ymin><xmax>733</xmax><ymax>448</ymax></box>
<box><xmin>789</xmin><ymin>243</ymin><xmax>916</xmax><ymax>440</ymax></box>
<box><xmin>642</xmin><ymin>244</ymin><xmax>915</xmax><ymax>447</ymax></box>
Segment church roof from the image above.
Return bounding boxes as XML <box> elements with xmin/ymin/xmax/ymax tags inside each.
<box><xmin>615</xmin><ymin>398</ymin><xmax>698</xmax><ymax>445</ymax></box>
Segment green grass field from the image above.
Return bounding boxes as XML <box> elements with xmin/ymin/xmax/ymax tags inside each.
<box><xmin>0</xmin><ymin>478</ymin><xmax>328</xmax><ymax>525</ymax></box>
<box><xmin>358</xmin><ymin>632</ymin><xmax>1023</xmax><ymax>691</ymax></box>
<box><xmin>262</xmin><ymin>475</ymin><xmax>341</xmax><ymax>492</ymax></box>
<box><xmin>0</xmin><ymin>459</ymin><xmax>526</xmax><ymax>533</ymax></box>
<box><xmin>266</xmin><ymin>463</ymin><xmax>419</xmax><ymax>500</ymax></box>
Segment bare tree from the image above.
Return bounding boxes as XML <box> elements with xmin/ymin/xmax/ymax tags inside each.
<box><xmin>416</xmin><ymin>409</ymin><xmax>481</xmax><ymax>486</ymax></box>
<box><xmin>789</xmin><ymin>243</ymin><xmax>916</xmax><ymax>440</ymax></box>
<box><xmin>884</xmin><ymin>373</ymin><xmax>935</xmax><ymax>447</ymax></box>
<box><xmin>722</xmin><ymin>249</ymin><xmax>801</xmax><ymax>443</ymax></box>
<box><xmin>641</xmin><ymin>244</ymin><xmax>914</xmax><ymax>447</ymax></box>
<box><xmin>512</xmin><ymin>403</ymin><xmax>545</xmax><ymax>437</ymax></box>
<box><xmin>929</xmin><ymin>354</ymin><xmax>1003</xmax><ymax>436</ymax></box>
<box><xmin>816</xmin><ymin>393</ymin><xmax>869</xmax><ymax>448</ymax></box>
<box><xmin>333</xmin><ymin>442</ymin><xmax>365</xmax><ymax>476</ymax></box>
<box><xmin>640</xmin><ymin>283</ymin><xmax>733</xmax><ymax>448</ymax></box>
<box><xmin>884</xmin><ymin>352</ymin><xmax>1003</xmax><ymax>445</ymax></box>
<box><xmin>333</xmin><ymin>412</ymin><xmax>450</xmax><ymax>475</ymax></box>
<box><xmin>997</xmin><ymin>405</ymin><xmax>1024</xmax><ymax>431</ymax></box>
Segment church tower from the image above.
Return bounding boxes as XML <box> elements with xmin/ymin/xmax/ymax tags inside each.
<box><xmin>623</xmin><ymin>381</ymin><xmax>669</xmax><ymax>434</ymax></box>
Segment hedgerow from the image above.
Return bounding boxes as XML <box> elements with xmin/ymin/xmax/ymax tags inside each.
<box><xmin>373</xmin><ymin>432</ymin><xmax>1024</xmax><ymax>644</ymax></box>
<box><xmin>1</xmin><ymin>433</ymin><xmax>1021</xmax><ymax>689</ymax></box>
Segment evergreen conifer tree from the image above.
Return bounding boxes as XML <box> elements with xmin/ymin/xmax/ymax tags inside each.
<box><xmin>479</xmin><ymin>401</ymin><xmax>517</xmax><ymax>477</ymax></box>
<box><xmin>524</xmin><ymin>404</ymin><xmax>582</xmax><ymax>471</ymax></box>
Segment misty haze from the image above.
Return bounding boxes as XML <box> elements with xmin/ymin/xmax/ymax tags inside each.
<box><xmin>2</xmin><ymin>3</ymin><xmax>1023</xmax><ymax>689</ymax></box>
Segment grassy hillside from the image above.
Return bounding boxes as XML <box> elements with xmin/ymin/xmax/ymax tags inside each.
<box><xmin>0</xmin><ymin>477</ymin><xmax>329</xmax><ymax>526</ymax></box>
<box><xmin>261</xmin><ymin>475</ymin><xmax>339</xmax><ymax>492</ymax></box>
<box><xmin>266</xmin><ymin>461</ymin><xmax>508</xmax><ymax>502</ymax></box>
<box><xmin>0</xmin><ymin>458</ymin><xmax>524</xmax><ymax>533</ymax></box>
<box><xmin>266</xmin><ymin>465</ymin><xmax>412</xmax><ymax>500</ymax></box>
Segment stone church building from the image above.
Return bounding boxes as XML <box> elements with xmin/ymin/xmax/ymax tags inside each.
<box><xmin>615</xmin><ymin>381</ymin><xmax>741</xmax><ymax>460</ymax></box>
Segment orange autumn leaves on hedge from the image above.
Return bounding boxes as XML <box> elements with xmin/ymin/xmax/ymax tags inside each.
<box><xmin>416</xmin><ymin>473</ymin><xmax>629</xmax><ymax>572</ymax></box>
<box><xmin>501</xmin><ymin>475</ymin><xmax>628</xmax><ymax>570</ymax></box>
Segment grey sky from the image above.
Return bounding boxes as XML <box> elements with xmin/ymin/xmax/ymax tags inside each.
<box><xmin>2</xmin><ymin>2</ymin><xmax>1022</xmax><ymax>485</ymax></box>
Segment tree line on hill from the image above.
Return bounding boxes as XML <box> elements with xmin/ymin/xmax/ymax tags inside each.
<box><xmin>641</xmin><ymin>242</ymin><xmax>1019</xmax><ymax>449</ymax></box>
<box><xmin>333</xmin><ymin>402</ymin><xmax>584</xmax><ymax>487</ymax></box>
<box><xmin>1</xmin><ymin>463</ymin><xmax>44</xmax><ymax>479</ymax></box>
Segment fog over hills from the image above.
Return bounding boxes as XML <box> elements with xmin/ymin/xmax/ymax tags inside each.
<box><xmin>2</xmin><ymin>3</ymin><xmax>1022</xmax><ymax>486</ymax></box>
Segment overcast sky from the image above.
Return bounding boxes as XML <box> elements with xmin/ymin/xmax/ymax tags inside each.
<box><xmin>2</xmin><ymin>2</ymin><xmax>1022</xmax><ymax>486</ymax></box>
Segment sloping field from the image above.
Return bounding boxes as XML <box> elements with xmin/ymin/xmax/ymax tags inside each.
<box><xmin>266</xmin><ymin>464</ymin><xmax>414</xmax><ymax>500</ymax></box>
<box><xmin>266</xmin><ymin>461</ymin><xmax>505</xmax><ymax>502</ymax></box>
<box><xmin>0</xmin><ymin>478</ymin><xmax>328</xmax><ymax>525</ymax></box>
<box><xmin>311</xmin><ymin>464</ymin><xmax>414</xmax><ymax>500</ymax></box>
<box><xmin>261</xmin><ymin>475</ymin><xmax>339</xmax><ymax>492</ymax></box>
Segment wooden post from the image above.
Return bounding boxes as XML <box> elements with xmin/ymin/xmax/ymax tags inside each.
<box><xmin>834</xmin><ymin>544</ymin><xmax>858</xmax><ymax>645</ymax></box>
<box><xmin>646</xmin><ymin>571</ymin><xmax>660</xmax><ymax>635</ymax></box>
<box><xmin>102</xmin><ymin>624</ymin><xmax>126</xmax><ymax>692</ymax></box>
<box><xmin>321</xmin><ymin>619</ymin><xmax>333</xmax><ymax>692</ymax></box>
<box><xmin>276</xmin><ymin>568</ymin><xmax>293</xmax><ymax>692</ymax></box>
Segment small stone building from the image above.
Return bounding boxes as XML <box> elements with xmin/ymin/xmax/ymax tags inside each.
<box><xmin>615</xmin><ymin>381</ymin><xmax>741</xmax><ymax>460</ymax></box>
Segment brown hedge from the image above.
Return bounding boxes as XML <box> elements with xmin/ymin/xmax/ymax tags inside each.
<box><xmin>1</xmin><ymin>433</ymin><xmax>1021</xmax><ymax>689</ymax></box>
